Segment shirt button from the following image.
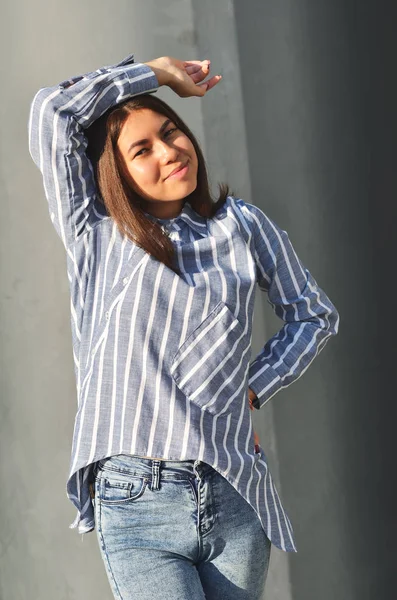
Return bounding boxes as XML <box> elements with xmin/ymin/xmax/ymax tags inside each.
<box><xmin>105</xmin><ymin>311</ymin><xmax>109</xmax><ymax>320</ymax></box>
<box><xmin>122</xmin><ymin>277</ymin><xmax>129</xmax><ymax>285</ymax></box>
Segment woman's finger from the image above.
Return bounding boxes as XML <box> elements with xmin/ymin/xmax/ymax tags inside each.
<box><xmin>185</xmin><ymin>64</ymin><xmax>202</xmax><ymax>75</ymax></box>
<box><xmin>185</xmin><ymin>61</ymin><xmax>210</xmax><ymax>78</ymax></box>
<box><xmin>183</xmin><ymin>59</ymin><xmax>210</xmax><ymax>68</ymax></box>
<box><xmin>188</xmin><ymin>62</ymin><xmax>211</xmax><ymax>83</ymax></box>
<box><xmin>197</xmin><ymin>74</ymin><xmax>222</xmax><ymax>93</ymax></box>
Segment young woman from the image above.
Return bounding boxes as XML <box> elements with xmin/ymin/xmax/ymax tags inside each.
<box><xmin>29</xmin><ymin>53</ymin><xmax>339</xmax><ymax>599</ymax></box>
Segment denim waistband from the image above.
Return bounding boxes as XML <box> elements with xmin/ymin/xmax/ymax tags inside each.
<box><xmin>96</xmin><ymin>453</ymin><xmax>215</xmax><ymax>480</ymax></box>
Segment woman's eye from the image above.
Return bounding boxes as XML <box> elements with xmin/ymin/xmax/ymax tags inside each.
<box><xmin>164</xmin><ymin>127</ymin><xmax>177</xmax><ymax>137</ymax></box>
<box><xmin>135</xmin><ymin>148</ymin><xmax>148</xmax><ymax>157</ymax></box>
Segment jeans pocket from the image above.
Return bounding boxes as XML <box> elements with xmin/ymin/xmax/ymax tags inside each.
<box><xmin>97</xmin><ymin>472</ymin><xmax>149</xmax><ymax>505</ymax></box>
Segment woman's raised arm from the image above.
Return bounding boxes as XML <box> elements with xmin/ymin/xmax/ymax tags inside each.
<box><xmin>28</xmin><ymin>54</ymin><xmax>159</xmax><ymax>250</ymax></box>
<box><xmin>28</xmin><ymin>54</ymin><xmax>221</xmax><ymax>252</ymax></box>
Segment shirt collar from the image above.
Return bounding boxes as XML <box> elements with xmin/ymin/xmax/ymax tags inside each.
<box><xmin>143</xmin><ymin>200</ymin><xmax>208</xmax><ymax>238</ymax></box>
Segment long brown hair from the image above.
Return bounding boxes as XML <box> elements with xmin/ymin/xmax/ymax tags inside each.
<box><xmin>86</xmin><ymin>94</ymin><xmax>231</xmax><ymax>275</ymax></box>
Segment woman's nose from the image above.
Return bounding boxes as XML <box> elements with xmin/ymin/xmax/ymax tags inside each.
<box><xmin>157</xmin><ymin>140</ymin><xmax>179</xmax><ymax>162</ymax></box>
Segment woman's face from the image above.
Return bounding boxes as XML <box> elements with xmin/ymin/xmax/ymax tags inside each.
<box><xmin>117</xmin><ymin>108</ymin><xmax>198</xmax><ymax>216</ymax></box>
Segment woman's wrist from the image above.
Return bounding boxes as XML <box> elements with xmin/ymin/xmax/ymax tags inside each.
<box><xmin>143</xmin><ymin>58</ymin><xmax>170</xmax><ymax>87</ymax></box>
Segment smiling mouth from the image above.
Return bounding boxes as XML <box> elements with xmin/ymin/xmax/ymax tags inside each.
<box><xmin>166</xmin><ymin>161</ymin><xmax>189</xmax><ymax>180</ymax></box>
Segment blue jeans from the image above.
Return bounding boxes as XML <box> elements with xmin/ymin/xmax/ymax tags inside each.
<box><xmin>93</xmin><ymin>454</ymin><xmax>271</xmax><ymax>599</ymax></box>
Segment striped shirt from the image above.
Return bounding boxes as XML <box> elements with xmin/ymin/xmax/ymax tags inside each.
<box><xmin>28</xmin><ymin>54</ymin><xmax>340</xmax><ymax>553</ymax></box>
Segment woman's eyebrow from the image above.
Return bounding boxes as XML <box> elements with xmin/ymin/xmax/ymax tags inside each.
<box><xmin>127</xmin><ymin>119</ymin><xmax>173</xmax><ymax>154</ymax></box>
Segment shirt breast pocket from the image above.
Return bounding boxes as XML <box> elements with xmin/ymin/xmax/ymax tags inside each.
<box><xmin>170</xmin><ymin>301</ymin><xmax>248</xmax><ymax>415</ymax></box>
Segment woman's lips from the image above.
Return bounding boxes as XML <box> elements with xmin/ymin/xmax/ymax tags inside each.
<box><xmin>167</xmin><ymin>162</ymin><xmax>189</xmax><ymax>180</ymax></box>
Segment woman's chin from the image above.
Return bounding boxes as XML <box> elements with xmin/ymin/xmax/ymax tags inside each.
<box><xmin>166</xmin><ymin>181</ymin><xmax>197</xmax><ymax>199</ymax></box>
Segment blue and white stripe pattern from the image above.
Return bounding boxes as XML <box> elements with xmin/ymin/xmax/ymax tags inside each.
<box><xmin>28</xmin><ymin>54</ymin><xmax>339</xmax><ymax>553</ymax></box>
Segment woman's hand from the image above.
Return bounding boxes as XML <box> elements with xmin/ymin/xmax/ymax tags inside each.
<box><xmin>144</xmin><ymin>56</ymin><xmax>222</xmax><ymax>98</ymax></box>
<box><xmin>248</xmin><ymin>387</ymin><xmax>258</xmax><ymax>411</ymax></box>
<box><xmin>248</xmin><ymin>387</ymin><xmax>260</xmax><ymax>450</ymax></box>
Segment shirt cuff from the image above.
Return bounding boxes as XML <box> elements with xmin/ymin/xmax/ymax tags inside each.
<box><xmin>248</xmin><ymin>362</ymin><xmax>283</xmax><ymax>409</ymax></box>
<box><xmin>124</xmin><ymin>62</ymin><xmax>160</xmax><ymax>96</ymax></box>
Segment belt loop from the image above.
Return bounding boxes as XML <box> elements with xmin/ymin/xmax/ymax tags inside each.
<box><xmin>193</xmin><ymin>459</ymin><xmax>202</xmax><ymax>481</ymax></box>
<box><xmin>151</xmin><ymin>459</ymin><xmax>162</xmax><ymax>491</ymax></box>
